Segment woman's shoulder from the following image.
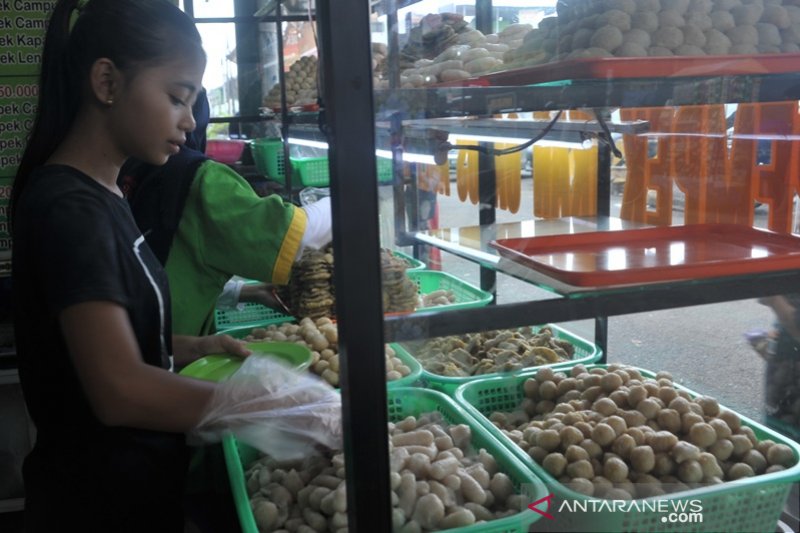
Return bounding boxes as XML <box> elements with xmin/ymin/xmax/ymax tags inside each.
<box><xmin>28</xmin><ymin>165</ymin><xmax>98</xmax><ymax>194</ymax></box>
<box><xmin>22</xmin><ymin>165</ymin><xmax>114</xmax><ymax>214</ymax></box>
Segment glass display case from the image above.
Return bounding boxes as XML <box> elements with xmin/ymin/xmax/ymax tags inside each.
<box><xmin>6</xmin><ymin>0</ymin><xmax>798</xmax><ymax>530</ymax></box>
<box><xmin>308</xmin><ymin>0</ymin><xmax>800</xmax><ymax>530</ymax></box>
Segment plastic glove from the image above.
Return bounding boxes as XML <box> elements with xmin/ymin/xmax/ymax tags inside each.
<box><xmin>300</xmin><ymin>196</ymin><xmax>332</xmax><ymax>250</ymax></box>
<box><xmin>189</xmin><ymin>355</ymin><xmax>342</xmax><ymax>460</ymax></box>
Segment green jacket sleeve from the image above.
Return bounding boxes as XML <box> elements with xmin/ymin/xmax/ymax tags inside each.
<box><xmin>165</xmin><ymin>160</ymin><xmax>306</xmax><ymax>335</ymax></box>
<box><xmin>185</xmin><ymin>160</ymin><xmax>305</xmax><ymax>283</ymax></box>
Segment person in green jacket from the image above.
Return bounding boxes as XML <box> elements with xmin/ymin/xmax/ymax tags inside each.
<box><xmin>119</xmin><ymin>89</ymin><xmax>331</xmax><ymax>338</ymax></box>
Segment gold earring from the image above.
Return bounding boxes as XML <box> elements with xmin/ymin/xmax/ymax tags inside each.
<box><xmin>107</xmin><ymin>98</ymin><xmax>114</xmax><ymax>106</ymax></box>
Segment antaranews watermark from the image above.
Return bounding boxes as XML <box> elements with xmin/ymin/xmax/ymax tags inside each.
<box><xmin>528</xmin><ymin>493</ymin><xmax>704</xmax><ymax>526</ymax></box>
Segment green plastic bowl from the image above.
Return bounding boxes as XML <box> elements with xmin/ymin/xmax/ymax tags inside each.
<box><xmin>179</xmin><ymin>341</ymin><xmax>312</xmax><ymax>382</ymax></box>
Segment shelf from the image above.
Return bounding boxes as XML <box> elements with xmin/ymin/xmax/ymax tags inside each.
<box><xmin>401</xmin><ymin>117</ymin><xmax>648</xmax><ymax>137</ymax></box>
<box><xmin>383</xmin><ymin>267</ymin><xmax>800</xmax><ymax>342</ymax></box>
<box><xmin>375</xmin><ymin>72</ymin><xmax>800</xmax><ymax>119</ymax></box>
<box><xmin>435</xmin><ymin>53</ymin><xmax>800</xmax><ymax>88</ymax></box>
<box><xmin>413</xmin><ymin>216</ymin><xmax>648</xmax><ymax>290</ymax></box>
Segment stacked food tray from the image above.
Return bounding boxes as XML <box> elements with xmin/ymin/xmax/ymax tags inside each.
<box><xmin>454</xmin><ymin>364</ymin><xmax>800</xmax><ymax>533</ymax></box>
<box><xmin>223</xmin><ymin>387</ymin><xmax>548</xmax><ymax>533</ymax></box>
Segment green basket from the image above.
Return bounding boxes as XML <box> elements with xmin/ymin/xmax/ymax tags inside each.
<box><xmin>377</xmin><ymin>157</ymin><xmax>393</xmax><ymax>184</ymax></box>
<box><xmin>223</xmin><ymin>387</ymin><xmax>548</xmax><ymax>533</ymax></box>
<box><xmin>386</xmin><ymin>343</ymin><xmax>425</xmax><ymax>389</ymax></box>
<box><xmin>215</xmin><ymin>271</ymin><xmax>487</xmax><ymax>332</ymax></box>
<box><xmin>408</xmin><ymin>270</ymin><xmax>494</xmax><ymax>313</ymax></box>
<box><xmin>217</xmin><ymin>322</ymin><xmax>423</xmax><ymax>390</ymax></box>
<box><xmin>214</xmin><ymin>302</ymin><xmax>294</xmax><ymax>332</ymax></box>
<box><xmin>291</xmin><ymin>157</ymin><xmax>330</xmax><ymax>187</ymax></box>
<box><xmin>455</xmin><ymin>364</ymin><xmax>800</xmax><ymax>533</ymax></box>
<box><xmin>406</xmin><ymin>323</ymin><xmax>602</xmax><ymax>396</ymax></box>
<box><xmin>251</xmin><ymin>138</ymin><xmax>285</xmax><ymax>180</ymax></box>
<box><xmin>393</xmin><ymin>249</ymin><xmax>427</xmax><ymax>271</ymax></box>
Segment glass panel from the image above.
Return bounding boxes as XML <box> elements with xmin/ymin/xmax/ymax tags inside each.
<box><xmin>255</xmin><ymin>0</ymin><xmax>316</xmax><ymax>16</ymax></box>
<box><xmin>196</xmin><ymin>23</ymin><xmax>239</xmax><ymax>118</ymax></box>
<box><xmin>260</xmin><ymin>21</ymin><xmax>319</xmax><ymax>110</ymax></box>
<box><xmin>367</xmin><ymin>2</ymin><xmax>800</xmax><ymax>524</ymax></box>
<box><xmin>192</xmin><ymin>0</ymin><xmax>235</xmax><ymax>18</ymax></box>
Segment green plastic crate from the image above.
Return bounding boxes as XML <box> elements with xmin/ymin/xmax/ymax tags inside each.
<box><xmin>214</xmin><ymin>302</ymin><xmax>293</xmax><ymax>332</ymax></box>
<box><xmin>387</xmin><ymin>343</ymin><xmax>425</xmax><ymax>389</ymax></box>
<box><xmin>291</xmin><ymin>157</ymin><xmax>330</xmax><ymax>187</ymax></box>
<box><xmin>455</xmin><ymin>364</ymin><xmax>800</xmax><ymax>533</ymax></box>
<box><xmin>251</xmin><ymin>138</ymin><xmax>285</xmax><ymax>180</ymax></box>
<box><xmin>408</xmin><ymin>270</ymin><xmax>493</xmax><ymax>313</ymax></box>
<box><xmin>213</xmin><ymin>269</ymin><xmax>474</xmax><ymax>332</ymax></box>
<box><xmin>406</xmin><ymin>323</ymin><xmax>602</xmax><ymax>395</ymax></box>
<box><xmin>223</xmin><ymin>387</ymin><xmax>548</xmax><ymax>533</ymax></box>
<box><xmin>377</xmin><ymin>157</ymin><xmax>393</xmax><ymax>184</ymax></box>
<box><xmin>217</xmin><ymin>322</ymin><xmax>423</xmax><ymax>389</ymax></box>
<box><xmin>393</xmin><ymin>249</ymin><xmax>427</xmax><ymax>271</ymax></box>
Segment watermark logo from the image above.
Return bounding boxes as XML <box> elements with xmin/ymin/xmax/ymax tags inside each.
<box><xmin>528</xmin><ymin>494</ymin><xmax>555</xmax><ymax>520</ymax></box>
<box><xmin>528</xmin><ymin>494</ymin><xmax>704</xmax><ymax>527</ymax></box>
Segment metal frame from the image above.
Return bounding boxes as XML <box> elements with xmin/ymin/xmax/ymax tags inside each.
<box><xmin>383</xmin><ymin>269</ymin><xmax>800</xmax><ymax>341</ymax></box>
<box><xmin>317</xmin><ymin>0</ymin><xmax>392</xmax><ymax>529</ymax></box>
<box><xmin>374</xmin><ymin>73</ymin><xmax>800</xmax><ymax>119</ymax></box>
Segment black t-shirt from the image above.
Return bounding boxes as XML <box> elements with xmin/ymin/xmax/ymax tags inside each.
<box><xmin>12</xmin><ymin>165</ymin><xmax>187</xmax><ymax>532</ymax></box>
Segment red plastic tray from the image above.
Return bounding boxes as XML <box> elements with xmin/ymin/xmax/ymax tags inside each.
<box><xmin>434</xmin><ymin>52</ymin><xmax>800</xmax><ymax>88</ymax></box>
<box><xmin>490</xmin><ymin>223</ymin><xmax>800</xmax><ymax>287</ymax></box>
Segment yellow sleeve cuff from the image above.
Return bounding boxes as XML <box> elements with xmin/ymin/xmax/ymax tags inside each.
<box><xmin>271</xmin><ymin>206</ymin><xmax>307</xmax><ymax>284</ymax></box>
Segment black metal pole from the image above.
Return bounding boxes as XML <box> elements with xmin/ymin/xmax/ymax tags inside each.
<box><xmin>317</xmin><ymin>0</ymin><xmax>392</xmax><ymax>530</ymax></box>
<box><xmin>276</xmin><ymin>0</ymin><xmax>294</xmax><ymax>196</ymax></box>
<box><xmin>478</xmin><ymin>144</ymin><xmax>497</xmax><ymax>300</ymax></box>
<box><xmin>595</xmin><ymin>316</ymin><xmax>608</xmax><ymax>364</ymax></box>
<box><xmin>390</xmin><ymin>114</ymin><xmax>411</xmax><ymax>247</ymax></box>
<box><xmin>596</xmin><ymin>137</ymin><xmax>611</xmax><ymax>220</ymax></box>
<box><xmin>474</xmin><ymin>0</ymin><xmax>493</xmax><ymax>35</ymax></box>
<box><xmin>386</xmin><ymin>0</ymin><xmax>400</xmax><ymax>90</ymax></box>
<box><xmin>595</xmin><ymin>132</ymin><xmax>612</xmax><ymax>360</ymax></box>
<box><xmin>234</xmin><ymin>0</ymin><xmax>262</xmax><ymax>135</ymax></box>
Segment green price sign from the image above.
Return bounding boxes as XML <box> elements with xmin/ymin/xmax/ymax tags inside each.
<box><xmin>0</xmin><ymin>1</ymin><xmax>55</xmax><ymax>76</ymax></box>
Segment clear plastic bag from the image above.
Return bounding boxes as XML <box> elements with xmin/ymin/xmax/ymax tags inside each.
<box><xmin>189</xmin><ymin>355</ymin><xmax>342</xmax><ymax>460</ymax></box>
<box><xmin>299</xmin><ymin>186</ymin><xmax>331</xmax><ymax>206</ymax></box>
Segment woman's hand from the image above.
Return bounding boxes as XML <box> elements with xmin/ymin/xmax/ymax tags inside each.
<box><xmin>239</xmin><ymin>283</ymin><xmax>288</xmax><ymax>311</ymax></box>
<box><xmin>173</xmin><ymin>334</ymin><xmax>251</xmax><ymax>367</ymax></box>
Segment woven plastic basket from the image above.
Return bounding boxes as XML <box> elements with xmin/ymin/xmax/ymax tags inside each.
<box><xmin>377</xmin><ymin>157</ymin><xmax>393</xmax><ymax>183</ymax></box>
<box><xmin>393</xmin><ymin>249</ymin><xmax>427</xmax><ymax>271</ymax></box>
<box><xmin>455</xmin><ymin>364</ymin><xmax>800</xmax><ymax>533</ymax></box>
<box><xmin>214</xmin><ymin>302</ymin><xmax>293</xmax><ymax>332</ymax></box>
<box><xmin>291</xmin><ymin>157</ymin><xmax>330</xmax><ymax>187</ymax></box>
<box><xmin>407</xmin><ymin>270</ymin><xmax>493</xmax><ymax>313</ymax></box>
<box><xmin>405</xmin><ymin>323</ymin><xmax>602</xmax><ymax>395</ymax></box>
<box><xmin>213</xmin><ymin>269</ymin><xmax>482</xmax><ymax>330</ymax></box>
<box><xmin>223</xmin><ymin>387</ymin><xmax>548</xmax><ymax>533</ymax></box>
<box><xmin>217</xmin><ymin>321</ymin><xmax>423</xmax><ymax>389</ymax></box>
<box><xmin>250</xmin><ymin>138</ymin><xmax>285</xmax><ymax>180</ymax></box>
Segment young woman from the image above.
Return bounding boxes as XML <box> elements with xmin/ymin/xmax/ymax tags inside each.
<box><xmin>9</xmin><ymin>1</ymin><xmax>269</xmax><ymax>530</ymax></box>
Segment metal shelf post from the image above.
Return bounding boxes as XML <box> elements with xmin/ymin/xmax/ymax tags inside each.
<box><xmin>317</xmin><ymin>0</ymin><xmax>392</xmax><ymax>529</ymax></box>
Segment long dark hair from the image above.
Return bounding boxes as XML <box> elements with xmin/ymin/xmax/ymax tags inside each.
<box><xmin>9</xmin><ymin>0</ymin><xmax>204</xmax><ymax>224</ymax></box>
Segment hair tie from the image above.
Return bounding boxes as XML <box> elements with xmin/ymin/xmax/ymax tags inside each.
<box><xmin>68</xmin><ymin>0</ymin><xmax>89</xmax><ymax>33</ymax></box>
